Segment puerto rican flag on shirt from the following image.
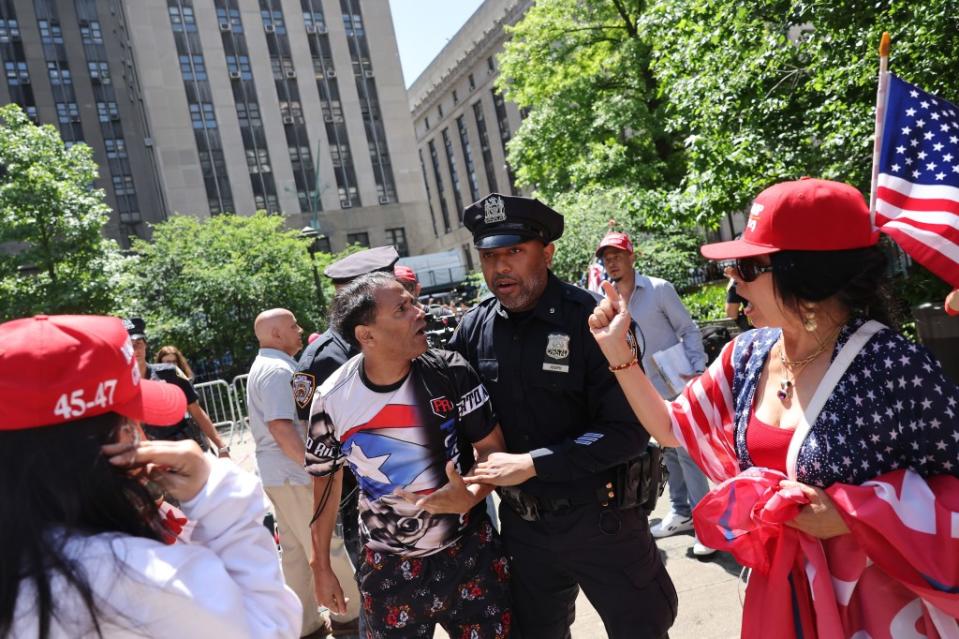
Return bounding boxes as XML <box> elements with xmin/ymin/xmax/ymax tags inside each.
<box><xmin>876</xmin><ymin>74</ymin><xmax>959</xmax><ymax>287</ymax></box>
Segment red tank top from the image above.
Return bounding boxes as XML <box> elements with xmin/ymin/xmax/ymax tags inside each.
<box><xmin>746</xmin><ymin>411</ymin><xmax>793</xmax><ymax>473</ymax></box>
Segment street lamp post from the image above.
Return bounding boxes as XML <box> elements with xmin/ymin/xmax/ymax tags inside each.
<box><xmin>299</xmin><ymin>226</ymin><xmax>326</xmax><ymax>311</ymax></box>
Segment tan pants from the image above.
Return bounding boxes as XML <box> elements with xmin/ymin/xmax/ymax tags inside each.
<box><xmin>265</xmin><ymin>482</ymin><xmax>360</xmax><ymax>635</ymax></box>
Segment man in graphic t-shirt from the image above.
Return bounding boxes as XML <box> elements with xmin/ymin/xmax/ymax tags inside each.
<box><xmin>305</xmin><ymin>272</ymin><xmax>511</xmax><ymax>638</ymax></box>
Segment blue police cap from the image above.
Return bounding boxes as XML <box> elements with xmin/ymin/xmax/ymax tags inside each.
<box><xmin>324</xmin><ymin>245</ymin><xmax>399</xmax><ymax>284</ymax></box>
<box><xmin>462</xmin><ymin>193</ymin><xmax>564</xmax><ymax>249</ymax></box>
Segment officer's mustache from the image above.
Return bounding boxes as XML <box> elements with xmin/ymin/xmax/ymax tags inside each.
<box><xmin>493</xmin><ymin>275</ymin><xmax>521</xmax><ymax>286</ymax></box>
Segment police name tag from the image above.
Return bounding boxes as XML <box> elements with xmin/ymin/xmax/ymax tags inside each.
<box><xmin>543</xmin><ymin>332</ymin><xmax>571</xmax><ymax>373</ymax></box>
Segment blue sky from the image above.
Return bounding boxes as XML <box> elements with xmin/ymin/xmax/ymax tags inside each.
<box><xmin>389</xmin><ymin>0</ymin><xmax>485</xmax><ymax>88</ymax></box>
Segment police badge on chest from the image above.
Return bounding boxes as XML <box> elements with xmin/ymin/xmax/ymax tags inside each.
<box><xmin>543</xmin><ymin>332</ymin><xmax>571</xmax><ymax>373</ymax></box>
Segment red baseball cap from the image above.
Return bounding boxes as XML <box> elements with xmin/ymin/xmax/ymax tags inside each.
<box><xmin>701</xmin><ymin>178</ymin><xmax>879</xmax><ymax>260</ymax></box>
<box><xmin>0</xmin><ymin>315</ymin><xmax>187</xmax><ymax>431</ymax></box>
<box><xmin>595</xmin><ymin>231</ymin><xmax>634</xmax><ymax>257</ymax></box>
<box><xmin>394</xmin><ymin>264</ymin><xmax>417</xmax><ymax>283</ymax></box>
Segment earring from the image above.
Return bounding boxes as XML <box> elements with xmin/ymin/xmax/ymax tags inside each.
<box><xmin>801</xmin><ymin>302</ymin><xmax>818</xmax><ymax>332</ymax></box>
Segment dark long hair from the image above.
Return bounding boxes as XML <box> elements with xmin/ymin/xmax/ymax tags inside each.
<box><xmin>0</xmin><ymin>413</ymin><xmax>166</xmax><ymax>639</ymax></box>
<box><xmin>770</xmin><ymin>244</ymin><xmax>899</xmax><ymax>329</ymax></box>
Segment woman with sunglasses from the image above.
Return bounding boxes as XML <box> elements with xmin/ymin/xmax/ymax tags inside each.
<box><xmin>589</xmin><ymin>178</ymin><xmax>959</xmax><ymax>637</ymax></box>
<box><xmin>0</xmin><ymin>315</ymin><xmax>301</xmax><ymax>638</ymax></box>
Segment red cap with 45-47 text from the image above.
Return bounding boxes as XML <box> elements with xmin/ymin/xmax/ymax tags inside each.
<box><xmin>0</xmin><ymin>315</ymin><xmax>186</xmax><ymax>431</ymax></box>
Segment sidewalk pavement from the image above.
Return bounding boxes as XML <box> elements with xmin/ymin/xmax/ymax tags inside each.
<box><xmin>227</xmin><ymin>429</ymin><xmax>744</xmax><ymax>638</ymax></box>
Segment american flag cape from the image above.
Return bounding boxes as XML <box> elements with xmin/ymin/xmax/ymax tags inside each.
<box><xmin>875</xmin><ymin>74</ymin><xmax>959</xmax><ymax>287</ymax></box>
<box><xmin>670</xmin><ymin>339</ymin><xmax>959</xmax><ymax>638</ymax></box>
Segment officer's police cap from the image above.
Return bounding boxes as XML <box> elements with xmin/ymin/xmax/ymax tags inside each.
<box><xmin>122</xmin><ymin>317</ymin><xmax>146</xmax><ymax>341</ymax></box>
<box><xmin>462</xmin><ymin>193</ymin><xmax>564</xmax><ymax>249</ymax></box>
<box><xmin>324</xmin><ymin>245</ymin><xmax>400</xmax><ymax>285</ymax></box>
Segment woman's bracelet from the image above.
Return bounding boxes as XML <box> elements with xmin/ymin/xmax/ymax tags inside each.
<box><xmin>608</xmin><ymin>357</ymin><xmax>638</xmax><ymax>372</ymax></box>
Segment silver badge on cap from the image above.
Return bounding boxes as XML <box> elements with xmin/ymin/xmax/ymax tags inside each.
<box><xmin>484</xmin><ymin>195</ymin><xmax>506</xmax><ymax>224</ymax></box>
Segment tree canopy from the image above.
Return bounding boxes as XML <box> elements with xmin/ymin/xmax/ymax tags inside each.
<box><xmin>498</xmin><ymin>0</ymin><xmax>959</xmax><ymax>230</ymax></box>
<box><xmin>119</xmin><ymin>213</ymin><xmax>341</xmax><ymax>379</ymax></box>
<box><xmin>0</xmin><ymin>104</ymin><xmax>120</xmax><ymax>319</ymax></box>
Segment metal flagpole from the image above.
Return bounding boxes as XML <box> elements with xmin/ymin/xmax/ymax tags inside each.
<box><xmin>868</xmin><ymin>32</ymin><xmax>892</xmax><ymax>227</ymax></box>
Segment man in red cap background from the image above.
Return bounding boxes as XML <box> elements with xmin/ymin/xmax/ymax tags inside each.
<box><xmin>596</xmin><ymin>230</ymin><xmax>716</xmax><ymax>556</ymax></box>
<box><xmin>393</xmin><ymin>264</ymin><xmax>420</xmax><ymax>298</ymax></box>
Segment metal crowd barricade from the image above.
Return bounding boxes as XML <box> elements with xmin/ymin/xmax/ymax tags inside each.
<box><xmin>230</xmin><ymin>373</ymin><xmax>251</xmax><ymax>444</ymax></box>
<box><xmin>194</xmin><ymin>379</ymin><xmax>239</xmax><ymax>445</ymax></box>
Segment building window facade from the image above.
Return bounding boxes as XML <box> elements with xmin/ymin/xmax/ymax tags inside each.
<box><xmin>427</xmin><ymin>139</ymin><xmax>451</xmax><ymax>233</ymax></box>
<box><xmin>302</xmin><ymin>0</ymin><xmax>360</xmax><ymax>209</ymax></box>
<box><xmin>419</xmin><ymin>149</ymin><xmax>439</xmax><ymax>238</ymax></box>
<box><xmin>216</xmin><ymin>0</ymin><xmax>279</xmax><ymax>214</ymax></box>
<box><xmin>491</xmin><ymin>90</ymin><xmax>517</xmax><ymax>193</ymax></box>
<box><xmin>456</xmin><ymin>116</ymin><xmax>480</xmax><ymax>202</ymax></box>
<box><xmin>346</xmin><ymin>231</ymin><xmax>369</xmax><ymax>247</ymax></box>
<box><xmin>471</xmin><ymin>101</ymin><xmax>498</xmax><ymax>193</ymax></box>
<box><xmin>35</xmin><ymin>2</ymin><xmax>81</xmax><ymax>144</ymax></box>
<box><xmin>340</xmin><ymin>0</ymin><xmax>396</xmax><ymax>204</ymax></box>
<box><xmin>385</xmin><ymin>227</ymin><xmax>409</xmax><ymax>257</ymax></box>
<box><xmin>168</xmin><ymin>0</ymin><xmax>234</xmax><ymax>215</ymax></box>
<box><xmin>441</xmin><ymin>128</ymin><xmax>464</xmax><ymax>217</ymax></box>
<box><xmin>260</xmin><ymin>0</ymin><xmax>316</xmax><ymax>215</ymax></box>
<box><xmin>0</xmin><ymin>3</ymin><xmax>39</xmax><ymax>124</ymax></box>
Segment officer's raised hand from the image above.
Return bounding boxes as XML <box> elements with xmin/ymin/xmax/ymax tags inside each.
<box><xmin>395</xmin><ymin>461</ymin><xmax>478</xmax><ymax>514</ymax></box>
<box><xmin>588</xmin><ymin>281</ymin><xmax>635</xmax><ymax>367</ymax></box>
<box><xmin>463</xmin><ymin>452</ymin><xmax>536</xmax><ymax>487</ymax></box>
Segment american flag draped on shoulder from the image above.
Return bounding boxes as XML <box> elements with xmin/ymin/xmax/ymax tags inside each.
<box><xmin>874</xmin><ymin>73</ymin><xmax>959</xmax><ymax>287</ymax></box>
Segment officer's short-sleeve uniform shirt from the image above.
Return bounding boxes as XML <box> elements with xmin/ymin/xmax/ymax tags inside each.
<box><xmin>304</xmin><ymin>350</ymin><xmax>495</xmax><ymax>557</ymax></box>
<box><xmin>448</xmin><ymin>273</ymin><xmax>650</xmax><ymax>500</ymax></box>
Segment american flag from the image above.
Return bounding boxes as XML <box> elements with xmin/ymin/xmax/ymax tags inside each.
<box><xmin>876</xmin><ymin>74</ymin><xmax>959</xmax><ymax>287</ymax></box>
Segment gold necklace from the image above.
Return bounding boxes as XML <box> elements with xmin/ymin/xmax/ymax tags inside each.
<box><xmin>775</xmin><ymin>327</ymin><xmax>842</xmax><ymax>401</ymax></box>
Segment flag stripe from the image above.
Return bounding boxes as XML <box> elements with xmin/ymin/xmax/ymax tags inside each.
<box><xmin>875</xmin><ymin>200</ymin><xmax>959</xmax><ymax>231</ymax></box>
<box><xmin>874</xmin><ymin>74</ymin><xmax>959</xmax><ymax>285</ymax></box>
<box><xmin>877</xmin><ymin>186</ymin><xmax>959</xmax><ymax>216</ymax></box>
<box><xmin>878</xmin><ymin>173</ymin><xmax>959</xmax><ymax>201</ymax></box>
<box><xmin>882</xmin><ymin>225</ymin><xmax>959</xmax><ymax>287</ymax></box>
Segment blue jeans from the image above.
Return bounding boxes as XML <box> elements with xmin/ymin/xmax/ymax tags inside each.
<box><xmin>663</xmin><ymin>446</ymin><xmax>710</xmax><ymax>518</ymax></box>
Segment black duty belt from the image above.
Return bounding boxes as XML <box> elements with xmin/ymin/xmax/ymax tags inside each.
<box><xmin>498</xmin><ymin>446</ymin><xmax>667</xmax><ymax>522</ymax></box>
<box><xmin>499</xmin><ymin>483</ymin><xmax>618</xmax><ymax>522</ymax></box>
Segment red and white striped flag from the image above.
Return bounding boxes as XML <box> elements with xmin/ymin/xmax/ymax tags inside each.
<box><xmin>874</xmin><ymin>73</ymin><xmax>959</xmax><ymax>287</ymax></box>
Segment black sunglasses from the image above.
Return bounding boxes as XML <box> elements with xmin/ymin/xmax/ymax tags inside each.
<box><xmin>723</xmin><ymin>258</ymin><xmax>774</xmax><ymax>282</ymax></box>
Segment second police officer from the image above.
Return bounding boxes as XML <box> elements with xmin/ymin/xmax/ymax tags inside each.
<box><xmin>451</xmin><ymin>194</ymin><xmax>677</xmax><ymax>639</ymax></box>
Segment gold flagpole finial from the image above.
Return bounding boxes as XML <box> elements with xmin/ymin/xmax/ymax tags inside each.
<box><xmin>607</xmin><ymin>219</ymin><xmax>617</xmax><ymax>230</ymax></box>
<box><xmin>879</xmin><ymin>32</ymin><xmax>890</xmax><ymax>57</ymax></box>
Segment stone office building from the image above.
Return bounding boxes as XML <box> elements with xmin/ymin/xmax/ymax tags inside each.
<box><xmin>0</xmin><ymin>0</ymin><xmax>430</xmax><ymax>254</ymax></box>
<box><xmin>408</xmin><ymin>0</ymin><xmax>532</xmax><ymax>263</ymax></box>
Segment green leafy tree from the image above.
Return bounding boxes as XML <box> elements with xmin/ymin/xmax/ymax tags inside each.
<box><xmin>497</xmin><ymin>0</ymin><xmax>683</xmax><ymax>212</ymax></box>
<box><xmin>549</xmin><ymin>188</ymin><xmax>705</xmax><ymax>288</ymax></box>
<box><xmin>643</xmin><ymin>0</ymin><xmax>959</xmax><ymax>226</ymax></box>
<box><xmin>119</xmin><ymin>213</ymin><xmax>340</xmax><ymax>379</ymax></box>
<box><xmin>0</xmin><ymin>104</ymin><xmax>120</xmax><ymax>319</ymax></box>
<box><xmin>500</xmin><ymin>0</ymin><xmax>959</xmax><ymax>229</ymax></box>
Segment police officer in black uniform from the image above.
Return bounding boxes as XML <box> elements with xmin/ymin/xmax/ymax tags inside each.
<box><xmin>450</xmin><ymin>194</ymin><xmax>677</xmax><ymax>639</ymax></box>
<box><xmin>292</xmin><ymin>246</ymin><xmax>399</xmax><ymax>570</ymax></box>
